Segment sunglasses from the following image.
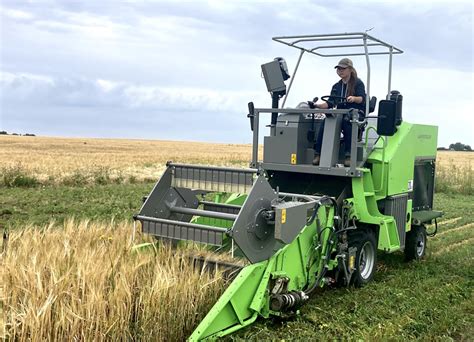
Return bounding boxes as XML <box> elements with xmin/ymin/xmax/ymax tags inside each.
<box><xmin>336</xmin><ymin>67</ymin><xmax>348</xmax><ymax>71</ymax></box>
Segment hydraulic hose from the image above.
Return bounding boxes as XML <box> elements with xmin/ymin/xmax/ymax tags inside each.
<box><xmin>306</xmin><ymin>202</ymin><xmax>320</xmax><ymax>226</ymax></box>
<box><xmin>304</xmin><ymin>196</ymin><xmax>338</xmax><ymax>295</ymax></box>
<box><xmin>305</xmin><ymin>231</ymin><xmax>335</xmax><ymax>295</ymax></box>
<box><xmin>307</xmin><ymin>196</ymin><xmax>338</xmax><ymax>241</ymax></box>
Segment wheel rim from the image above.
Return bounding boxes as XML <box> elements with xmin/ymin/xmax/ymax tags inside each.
<box><xmin>416</xmin><ymin>231</ymin><xmax>426</xmax><ymax>257</ymax></box>
<box><xmin>359</xmin><ymin>241</ymin><xmax>375</xmax><ymax>279</ymax></box>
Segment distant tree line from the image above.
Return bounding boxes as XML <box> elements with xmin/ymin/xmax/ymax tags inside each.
<box><xmin>0</xmin><ymin>131</ymin><xmax>35</xmax><ymax>136</ymax></box>
<box><xmin>437</xmin><ymin>142</ymin><xmax>472</xmax><ymax>151</ymax></box>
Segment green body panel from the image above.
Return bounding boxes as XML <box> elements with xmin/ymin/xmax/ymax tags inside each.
<box><xmin>193</xmin><ymin>194</ymin><xmax>248</xmax><ymax>237</ymax></box>
<box><xmin>368</xmin><ymin>122</ymin><xmax>438</xmax><ymax>197</ymax></box>
<box><xmin>189</xmin><ymin>205</ymin><xmax>335</xmax><ymax>341</ymax></box>
<box><xmin>345</xmin><ymin>122</ymin><xmax>439</xmax><ymax>251</ymax></box>
<box><xmin>348</xmin><ymin>169</ymin><xmax>400</xmax><ymax>252</ymax></box>
<box><xmin>188</xmin><ymin>262</ymin><xmax>267</xmax><ymax>341</ymax></box>
<box><xmin>225</xmin><ymin>193</ymin><xmax>247</xmax><ymax>205</ymax></box>
<box><xmin>271</xmin><ymin>206</ymin><xmax>334</xmax><ymax>293</ymax></box>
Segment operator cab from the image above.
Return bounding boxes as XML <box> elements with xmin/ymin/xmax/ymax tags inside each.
<box><xmin>248</xmin><ymin>33</ymin><xmax>404</xmax><ymax>177</ymax></box>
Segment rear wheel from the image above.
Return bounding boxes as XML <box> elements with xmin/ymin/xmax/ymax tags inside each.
<box><xmin>349</xmin><ymin>230</ymin><xmax>377</xmax><ymax>287</ymax></box>
<box><xmin>405</xmin><ymin>224</ymin><xmax>427</xmax><ymax>261</ymax></box>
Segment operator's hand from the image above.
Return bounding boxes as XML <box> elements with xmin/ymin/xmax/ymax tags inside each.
<box><xmin>346</xmin><ymin>96</ymin><xmax>355</xmax><ymax>103</ymax></box>
<box><xmin>346</xmin><ymin>96</ymin><xmax>361</xmax><ymax>104</ymax></box>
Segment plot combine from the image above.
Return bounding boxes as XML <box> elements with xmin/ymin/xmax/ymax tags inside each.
<box><xmin>133</xmin><ymin>33</ymin><xmax>442</xmax><ymax>340</ymax></box>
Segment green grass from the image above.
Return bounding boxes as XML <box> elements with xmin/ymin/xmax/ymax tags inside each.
<box><xmin>0</xmin><ymin>164</ymin><xmax>131</xmax><ymax>188</ymax></box>
<box><xmin>2</xmin><ymin>184</ymin><xmax>472</xmax><ymax>340</ymax></box>
<box><xmin>0</xmin><ymin>183</ymin><xmax>154</xmax><ymax>229</ymax></box>
<box><xmin>1</xmin><ymin>164</ymin><xmax>39</xmax><ymax>188</ymax></box>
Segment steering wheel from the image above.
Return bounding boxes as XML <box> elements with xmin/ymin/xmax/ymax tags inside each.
<box><xmin>320</xmin><ymin>95</ymin><xmax>347</xmax><ymax>105</ymax></box>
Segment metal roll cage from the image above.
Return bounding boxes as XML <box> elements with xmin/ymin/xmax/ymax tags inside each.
<box><xmin>272</xmin><ymin>32</ymin><xmax>403</xmax><ymax>114</ymax></box>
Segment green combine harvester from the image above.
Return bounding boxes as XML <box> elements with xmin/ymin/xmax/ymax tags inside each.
<box><xmin>133</xmin><ymin>33</ymin><xmax>442</xmax><ymax>340</ymax></box>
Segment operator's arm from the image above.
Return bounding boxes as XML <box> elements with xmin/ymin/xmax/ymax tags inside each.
<box><xmin>315</xmin><ymin>102</ymin><xmax>329</xmax><ymax>109</ymax></box>
<box><xmin>347</xmin><ymin>79</ymin><xmax>366</xmax><ymax>104</ymax></box>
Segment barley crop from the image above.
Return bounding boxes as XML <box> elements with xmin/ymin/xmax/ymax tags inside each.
<box><xmin>1</xmin><ymin>220</ymin><xmax>235</xmax><ymax>341</ymax></box>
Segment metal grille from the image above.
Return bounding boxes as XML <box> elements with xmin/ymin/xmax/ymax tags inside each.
<box><xmin>140</xmin><ymin>216</ymin><xmax>225</xmax><ymax>246</ymax></box>
<box><xmin>201</xmin><ymin>201</ymin><xmax>241</xmax><ymax>215</ymax></box>
<box><xmin>170</xmin><ymin>163</ymin><xmax>256</xmax><ymax>193</ymax></box>
<box><xmin>385</xmin><ymin>193</ymin><xmax>408</xmax><ymax>249</ymax></box>
<box><xmin>413</xmin><ymin>159</ymin><xmax>435</xmax><ymax>211</ymax></box>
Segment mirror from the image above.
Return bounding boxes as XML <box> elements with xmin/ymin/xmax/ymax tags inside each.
<box><xmin>377</xmin><ymin>100</ymin><xmax>397</xmax><ymax>136</ymax></box>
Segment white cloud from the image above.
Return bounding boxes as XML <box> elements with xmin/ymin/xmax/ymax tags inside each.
<box><xmin>0</xmin><ymin>71</ymin><xmax>55</xmax><ymax>91</ymax></box>
<box><xmin>96</xmin><ymin>79</ymin><xmax>120</xmax><ymax>92</ymax></box>
<box><xmin>1</xmin><ymin>7</ymin><xmax>34</xmax><ymax>20</ymax></box>
<box><xmin>1</xmin><ymin>71</ymin><xmax>266</xmax><ymax>113</ymax></box>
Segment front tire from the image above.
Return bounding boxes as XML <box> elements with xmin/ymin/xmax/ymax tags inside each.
<box><xmin>405</xmin><ymin>224</ymin><xmax>427</xmax><ymax>261</ymax></box>
<box><xmin>349</xmin><ymin>230</ymin><xmax>377</xmax><ymax>287</ymax></box>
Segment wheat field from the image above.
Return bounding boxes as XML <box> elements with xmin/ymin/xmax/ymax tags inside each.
<box><xmin>1</xmin><ymin>135</ymin><xmax>472</xmax><ymax>185</ymax></box>
<box><xmin>436</xmin><ymin>151</ymin><xmax>474</xmax><ymax>169</ymax></box>
<box><xmin>0</xmin><ymin>135</ymin><xmax>260</xmax><ymax>184</ymax></box>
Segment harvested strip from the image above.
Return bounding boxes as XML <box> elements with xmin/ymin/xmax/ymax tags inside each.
<box><xmin>433</xmin><ymin>222</ymin><xmax>474</xmax><ymax>238</ymax></box>
<box><xmin>433</xmin><ymin>217</ymin><xmax>462</xmax><ymax>227</ymax></box>
<box><xmin>432</xmin><ymin>237</ymin><xmax>474</xmax><ymax>256</ymax></box>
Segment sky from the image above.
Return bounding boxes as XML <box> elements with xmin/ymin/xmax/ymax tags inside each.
<box><xmin>0</xmin><ymin>0</ymin><xmax>472</xmax><ymax>147</ymax></box>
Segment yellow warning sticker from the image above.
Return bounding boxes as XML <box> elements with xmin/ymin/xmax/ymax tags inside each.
<box><xmin>281</xmin><ymin>208</ymin><xmax>286</xmax><ymax>224</ymax></box>
<box><xmin>290</xmin><ymin>153</ymin><xmax>297</xmax><ymax>164</ymax></box>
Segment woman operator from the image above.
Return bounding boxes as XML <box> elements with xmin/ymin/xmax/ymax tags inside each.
<box><xmin>311</xmin><ymin>58</ymin><xmax>366</xmax><ymax>167</ymax></box>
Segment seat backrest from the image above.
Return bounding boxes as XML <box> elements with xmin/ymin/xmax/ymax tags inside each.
<box><xmin>369</xmin><ymin>96</ymin><xmax>377</xmax><ymax>113</ymax></box>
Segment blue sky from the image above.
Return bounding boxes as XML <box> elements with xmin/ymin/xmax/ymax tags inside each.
<box><xmin>0</xmin><ymin>0</ymin><xmax>472</xmax><ymax>147</ymax></box>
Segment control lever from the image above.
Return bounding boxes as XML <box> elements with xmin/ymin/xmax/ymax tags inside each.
<box><xmin>307</xmin><ymin>97</ymin><xmax>319</xmax><ymax>109</ymax></box>
<box><xmin>307</xmin><ymin>97</ymin><xmax>319</xmax><ymax>142</ymax></box>
<box><xmin>247</xmin><ymin>102</ymin><xmax>255</xmax><ymax>131</ymax></box>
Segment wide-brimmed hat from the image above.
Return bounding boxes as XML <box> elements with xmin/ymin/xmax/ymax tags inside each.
<box><xmin>334</xmin><ymin>58</ymin><xmax>353</xmax><ymax>68</ymax></box>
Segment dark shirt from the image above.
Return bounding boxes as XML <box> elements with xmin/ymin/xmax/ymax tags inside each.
<box><xmin>328</xmin><ymin>78</ymin><xmax>366</xmax><ymax>116</ymax></box>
